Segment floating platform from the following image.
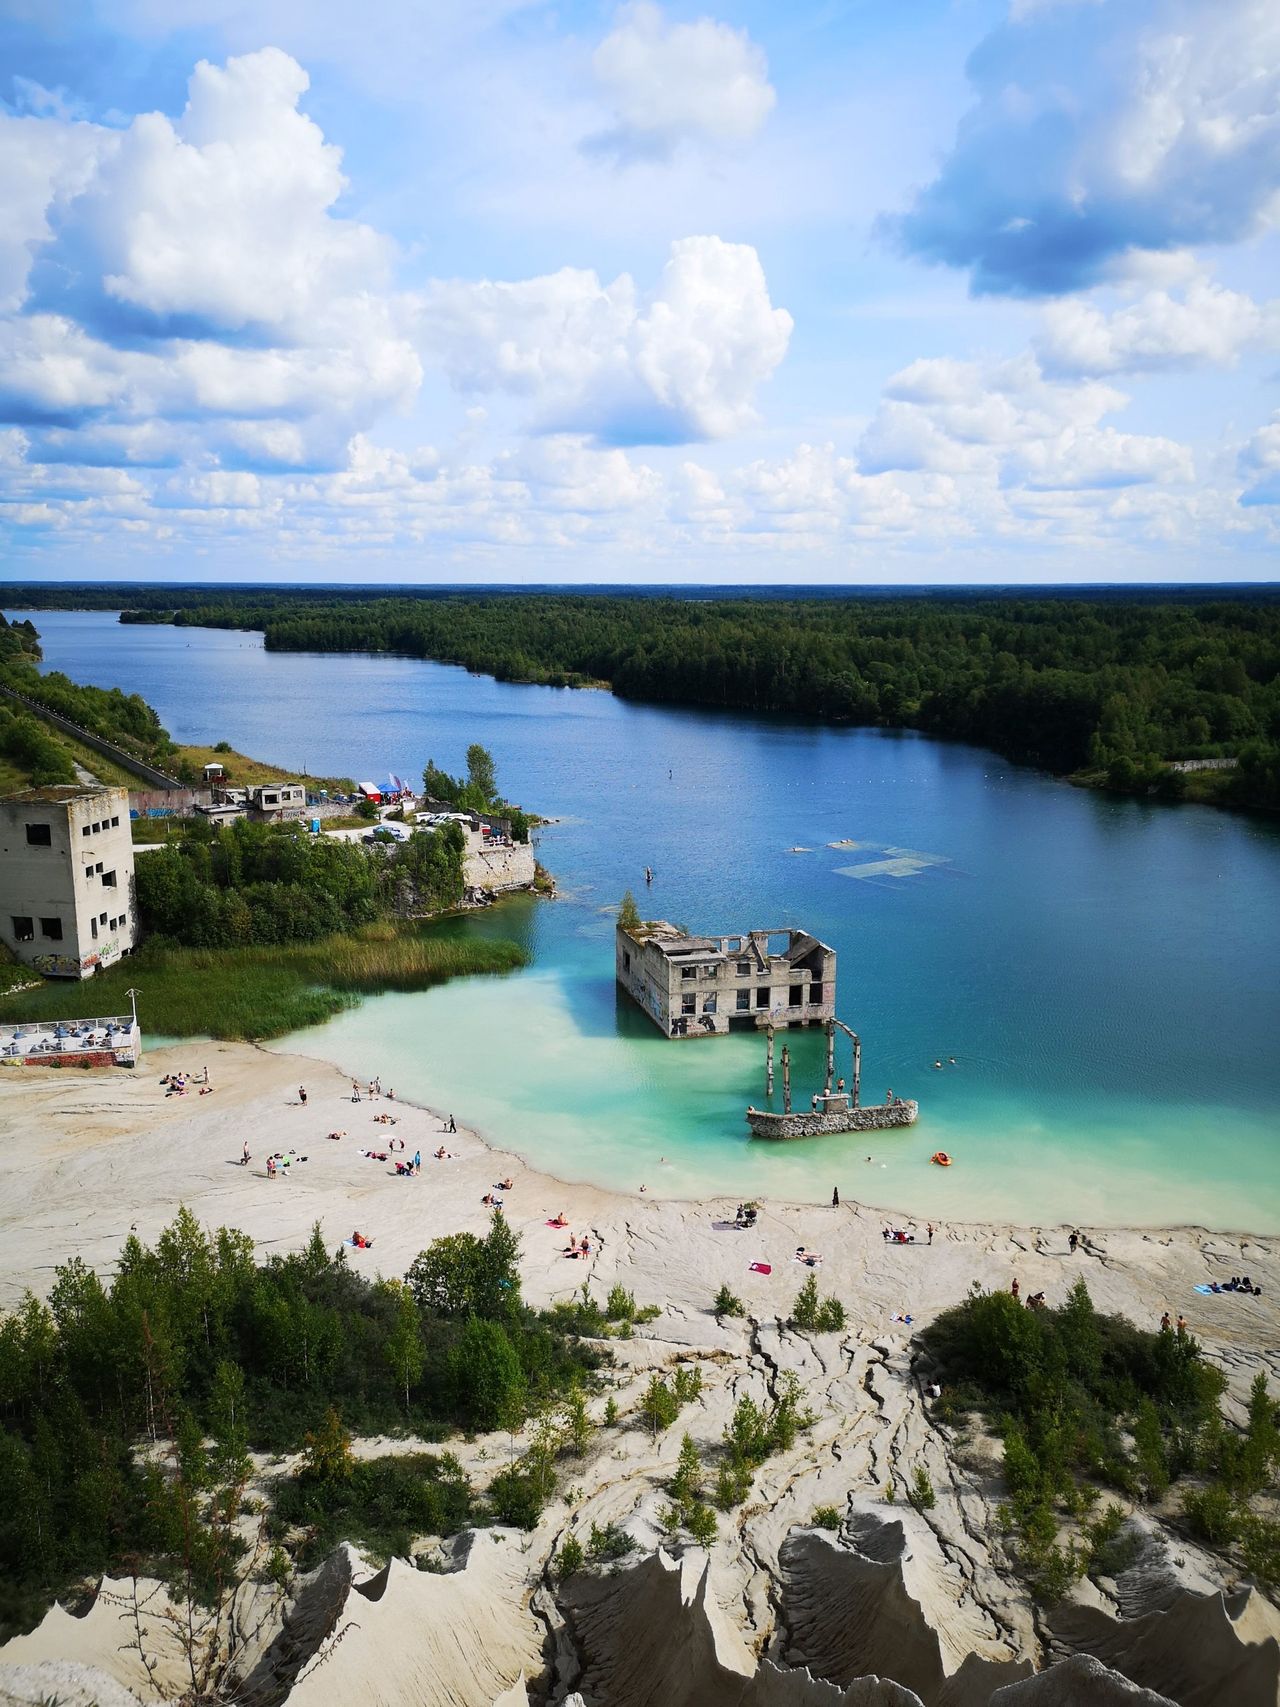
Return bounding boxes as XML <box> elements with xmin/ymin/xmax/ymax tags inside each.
<box><xmin>746</xmin><ymin>1099</ymin><xmax>919</xmax><ymax>1141</ymax></box>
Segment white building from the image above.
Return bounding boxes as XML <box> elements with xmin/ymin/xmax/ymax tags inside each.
<box><xmin>0</xmin><ymin>785</ymin><xmax>137</xmax><ymax>979</ymax></box>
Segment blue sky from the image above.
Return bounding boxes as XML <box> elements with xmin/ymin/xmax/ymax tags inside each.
<box><xmin>1</xmin><ymin>0</ymin><xmax>1278</xmax><ymax>583</ymax></box>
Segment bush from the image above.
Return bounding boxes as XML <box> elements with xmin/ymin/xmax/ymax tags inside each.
<box><xmin>791</xmin><ymin>1273</ymin><xmax>845</xmax><ymax>1333</ymax></box>
<box><xmin>812</xmin><ymin>1505</ymin><xmax>842</xmax><ymax>1531</ymax></box>
<box><xmin>587</xmin><ymin>1522</ymin><xmax>635</xmax><ymax>1562</ymax></box>
<box><xmin>713</xmin><ymin>1285</ymin><xmax>745</xmax><ymax>1318</ymax></box>
<box><xmin>908</xmin><ymin>1467</ymin><xmax>936</xmax><ymax>1512</ymax></box>
<box><xmin>685</xmin><ymin>1502</ymin><xmax>718</xmax><ymax>1547</ymax></box>
<box><xmin>556</xmin><ymin>1535</ymin><xmax>584</xmax><ymax>1580</ymax></box>
<box><xmin>487</xmin><ymin>1466</ymin><xmax>545</xmax><ymax>1530</ymax></box>
<box><xmin>639</xmin><ymin>1376</ymin><xmax>680</xmax><ymax>1440</ymax></box>
<box><xmin>1182</xmin><ymin>1484</ymin><xmax>1242</xmax><ymax>1547</ymax></box>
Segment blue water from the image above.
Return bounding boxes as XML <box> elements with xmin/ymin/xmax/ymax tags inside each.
<box><xmin>16</xmin><ymin>607</ymin><xmax>1280</xmax><ymax>1229</ymax></box>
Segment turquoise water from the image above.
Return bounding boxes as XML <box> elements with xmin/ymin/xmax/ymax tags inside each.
<box><xmin>17</xmin><ymin>607</ymin><xmax>1280</xmax><ymax>1229</ymax></box>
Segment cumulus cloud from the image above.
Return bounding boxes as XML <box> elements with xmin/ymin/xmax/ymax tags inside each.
<box><xmin>421</xmin><ymin>235</ymin><xmax>792</xmax><ymax>444</ymax></box>
<box><xmin>587</xmin><ymin>2</ymin><xmax>774</xmax><ymax>161</ymax></box>
<box><xmin>1037</xmin><ymin>273</ymin><xmax>1280</xmax><ymax>376</ymax></box>
<box><xmin>859</xmin><ymin>353</ymin><xmax>1191</xmax><ymax>491</ymax></box>
<box><xmin>890</xmin><ymin>0</ymin><xmax>1280</xmax><ymax>295</ymax></box>
<box><xmin>0</xmin><ymin>49</ymin><xmax>420</xmax><ymax>469</ymax></box>
<box><xmin>1238</xmin><ymin>417</ymin><xmax>1280</xmax><ymax>506</ymax></box>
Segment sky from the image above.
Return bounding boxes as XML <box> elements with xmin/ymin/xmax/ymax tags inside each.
<box><xmin>1</xmin><ymin>0</ymin><xmax>1279</xmax><ymax>585</ymax></box>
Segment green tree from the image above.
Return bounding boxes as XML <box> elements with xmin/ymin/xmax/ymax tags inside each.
<box><xmin>466</xmin><ymin>743</ymin><xmax>498</xmax><ymax>806</ymax></box>
<box><xmin>381</xmin><ymin>1281</ymin><xmax>424</xmax><ymax>1414</ymax></box>
<box><xmin>639</xmin><ymin>1375</ymin><xmax>679</xmax><ymax>1441</ymax></box>
<box><xmin>301</xmin><ymin>1407</ymin><xmax>354</xmax><ymax>1484</ymax></box>
<box><xmin>449</xmin><ymin>1317</ymin><xmax>525</xmax><ymax>1431</ymax></box>
<box><xmin>618</xmin><ymin>890</ymin><xmax>642</xmax><ymax>932</ymax></box>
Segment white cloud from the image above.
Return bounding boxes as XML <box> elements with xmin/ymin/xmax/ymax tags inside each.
<box><xmin>1037</xmin><ymin>274</ymin><xmax>1280</xmax><ymax>376</ymax></box>
<box><xmin>861</xmin><ymin>352</ymin><xmax>1190</xmax><ymax>491</ymax></box>
<box><xmin>588</xmin><ymin>2</ymin><xmax>774</xmax><ymax>160</ymax></box>
<box><xmin>1238</xmin><ymin>416</ymin><xmax>1280</xmax><ymax>505</ymax></box>
<box><xmin>0</xmin><ymin>50</ymin><xmax>420</xmax><ymax>469</ymax></box>
<box><xmin>893</xmin><ymin>0</ymin><xmax>1280</xmax><ymax>295</ymax></box>
<box><xmin>421</xmin><ymin>235</ymin><xmax>792</xmax><ymax>444</ymax></box>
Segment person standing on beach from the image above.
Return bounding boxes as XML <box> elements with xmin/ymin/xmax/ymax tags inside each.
<box><xmin>449</xmin><ymin>1114</ymin><xmax>457</xmax><ymax>1133</ymax></box>
<box><xmin>1011</xmin><ymin>1277</ymin><xmax>1020</xmax><ymax>1300</ymax></box>
<box><xmin>299</xmin><ymin>1085</ymin><xmax>307</xmax><ymax>1106</ymax></box>
<box><xmin>1161</xmin><ymin>1311</ymin><xmax>1171</xmax><ymax>1332</ymax></box>
<box><xmin>927</xmin><ymin>1222</ymin><xmax>934</xmax><ymax>1245</ymax></box>
<box><xmin>352</xmin><ymin>1080</ymin><xmax>361</xmax><ymax>1102</ymax></box>
<box><xmin>1176</xmin><ymin>1314</ymin><xmax>1187</xmax><ymax>1337</ymax></box>
<box><xmin>1068</xmin><ymin>1229</ymin><xmax>1079</xmax><ymax>1253</ymax></box>
<box><xmin>832</xmin><ymin>1187</ymin><xmax>840</xmax><ymax>1207</ymax></box>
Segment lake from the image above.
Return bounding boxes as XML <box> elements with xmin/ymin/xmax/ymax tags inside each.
<box><xmin>16</xmin><ymin>606</ymin><xmax>1280</xmax><ymax>1230</ymax></box>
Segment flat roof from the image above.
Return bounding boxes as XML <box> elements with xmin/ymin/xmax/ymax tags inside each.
<box><xmin>0</xmin><ymin>784</ymin><xmax>123</xmax><ymax>806</ymax></box>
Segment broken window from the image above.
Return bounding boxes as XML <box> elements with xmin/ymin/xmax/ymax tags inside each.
<box><xmin>39</xmin><ymin>917</ymin><xmax>63</xmax><ymax>940</ymax></box>
<box><xmin>755</xmin><ymin>986</ymin><xmax>770</xmax><ymax>1009</ymax></box>
<box><xmin>11</xmin><ymin>917</ymin><xmax>33</xmax><ymax>942</ymax></box>
<box><xmin>25</xmin><ymin>823</ymin><xmax>51</xmax><ymax>846</ymax></box>
<box><xmin>681</xmin><ymin>993</ymin><xmax>696</xmax><ymax>1015</ymax></box>
<box><xmin>736</xmin><ymin>990</ymin><xmax>750</xmax><ymax>1011</ymax></box>
<box><xmin>680</xmin><ymin>965</ymin><xmax>697</xmax><ymax>980</ymax></box>
<box><xmin>789</xmin><ymin>984</ymin><xmax>803</xmax><ymax>1007</ymax></box>
<box><xmin>703</xmin><ymin>995</ymin><xmax>717</xmax><ymax>1014</ymax></box>
<box><xmin>736</xmin><ymin>960</ymin><xmax>750</xmax><ymax>976</ymax></box>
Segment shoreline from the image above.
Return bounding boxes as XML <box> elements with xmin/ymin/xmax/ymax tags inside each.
<box><xmin>0</xmin><ymin>1041</ymin><xmax>1276</xmax><ymax>1397</ymax></box>
<box><xmin>263</xmin><ymin>1032</ymin><xmax>1280</xmax><ymax>1240</ymax></box>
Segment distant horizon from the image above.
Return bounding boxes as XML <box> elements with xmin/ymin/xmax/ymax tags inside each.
<box><xmin>5</xmin><ymin>578</ymin><xmax>1280</xmax><ymax>597</ymax></box>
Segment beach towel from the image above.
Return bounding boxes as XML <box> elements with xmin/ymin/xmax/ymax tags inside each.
<box><xmin>1193</xmin><ymin>1284</ymin><xmax>1216</xmax><ymax>1294</ymax></box>
<box><xmin>749</xmin><ymin>1262</ymin><xmax>772</xmax><ymax>1275</ymax></box>
<box><xmin>890</xmin><ymin>1312</ymin><xmax>914</xmax><ymax>1324</ymax></box>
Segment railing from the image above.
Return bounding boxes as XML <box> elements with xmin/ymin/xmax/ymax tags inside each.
<box><xmin>0</xmin><ymin>1015</ymin><xmax>140</xmax><ymax>1063</ymax></box>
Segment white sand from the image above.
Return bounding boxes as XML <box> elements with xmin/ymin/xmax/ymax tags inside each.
<box><xmin>0</xmin><ymin>1042</ymin><xmax>1275</xmax><ymax>1365</ymax></box>
<box><xmin>2</xmin><ymin>1044</ymin><xmax>1279</xmax><ymax>1707</ymax></box>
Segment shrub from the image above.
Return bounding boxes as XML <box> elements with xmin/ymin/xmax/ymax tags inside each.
<box><xmin>587</xmin><ymin>1522</ymin><xmax>635</xmax><ymax>1562</ymax></box>
<box><xmin>639</xmin><ymin>1376</ymin><xmax>679</xmax><ymax>1441</ymax></box>
<box><xmin>685</xmin><ymin>1502</ymin><xmax>718</xmax><ymax>1547</ymax></box>
<box><xmin>1182</xmin><ymin>1484</ymin><xmax>1242</xmax><ymax>1546</ymax></box>
<box><xmin>713</xmin><ymin>1285</ymin><xmax>745</xmax><ymax>1318</ymax></box>
<box><xmin>908</xmin><ymin>1467</ymin><xmax>936</xmax><ymax>1511</ymax></box>
<box><xmin>669</xmin><ymin>1434</ymin><xmax>703</xmax><ymax>1505</ymax></box>
<box><xmin>673</xmin><ymin>1366</ymin><xmax>703</xmax><ymax>1405</ymax></box>
<box><xmin>557</xmin><ymin>1535</ymin><xmax>584</xmax><ymax>1580</ymax></box>
<box><xmin>812</xmin><ymin>1505</ymin><xmax>842</xmax><ymax>1531</ymax></box>
<box><xmin>487</xmin><ymin>1466</ymin><xmax>546</xmax><ymax>1530</ymax></box>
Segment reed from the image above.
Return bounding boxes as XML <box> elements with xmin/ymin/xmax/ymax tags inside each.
<box><xmin>0</xmin><ymin>925</ymin><xmax>527</xmax><ymax>1041</ymax></box>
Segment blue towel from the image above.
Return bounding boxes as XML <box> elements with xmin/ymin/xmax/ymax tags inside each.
<box><xmin>1193</xmin><ymin>1284</ymin><xmax>1215</xmax><ymax>1294</ymax></box>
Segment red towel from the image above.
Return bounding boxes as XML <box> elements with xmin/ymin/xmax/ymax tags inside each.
<box><xmin>749</xmin><ymin>1262</ymin><xmax>772</xmax><ymax>1275</ymax></box>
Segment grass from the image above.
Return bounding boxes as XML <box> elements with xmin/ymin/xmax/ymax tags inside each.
<box><xmin>0</xmin><ymin>923</ymin><xmax>528</xmax><ymax>1040</ymax></box>
<box><xmin>173</xmin><ymin>742</ymin><xmax>355</xmax><ymax>793</ymax></box>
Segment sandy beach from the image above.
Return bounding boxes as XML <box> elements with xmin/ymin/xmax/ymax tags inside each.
<box><xmin>0</xmin><ymin>1042</ymin><xmax>1276</xmax><ymax>1365</ymax></box>
<box><xmin>2</xmin><ymin>1045</ymin><xmax>1279</xmax><ymax>1707</ymax></box>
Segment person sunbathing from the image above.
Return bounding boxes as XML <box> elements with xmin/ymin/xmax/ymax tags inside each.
<box><xmin>550</xmin><ymin>1213</ymin><xmax>568</xmax><ymax>1227</ymax></box>
<box><xmin>497</xmin><ymin>1178</ymin><xmax>514</xmax><ymax>1191</ymax></box>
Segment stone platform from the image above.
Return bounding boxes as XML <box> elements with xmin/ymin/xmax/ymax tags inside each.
<box><xmin>746</xmin><ymin>1099</ymin><xmax>919</xmax><ymax>1140</ymax></box>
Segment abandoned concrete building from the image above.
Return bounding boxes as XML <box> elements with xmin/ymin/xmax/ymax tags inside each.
<box><xmin>616</xmin><ymin>920</ymin><xmax>836</xmax><ymax>1038</ymax></box>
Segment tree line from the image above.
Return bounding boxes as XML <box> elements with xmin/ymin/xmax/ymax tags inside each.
<box><xmin>9</xmin><ymin>588</ymin><xmax>1276</xmax><ymax>808</ymax></box>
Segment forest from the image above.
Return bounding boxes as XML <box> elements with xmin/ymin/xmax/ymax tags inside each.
<box><xmin>0</xmin><ymin>1208</ymin><xmax>603</xmax><ymax>1641</ymax></box>
<box><xmin>7</xmin><ymin>586</ymin><xmax>1275</xmax><ymax>809</ymax></box>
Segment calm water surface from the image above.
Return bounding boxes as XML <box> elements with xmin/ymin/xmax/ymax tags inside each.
<box><xmin>18</xmin><ymin>608</ymin><xmax>1280</xmax><ymax>1229</ymax></box>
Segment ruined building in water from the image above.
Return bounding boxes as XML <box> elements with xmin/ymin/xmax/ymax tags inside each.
<box><xmin>616</xmin><ymin>921</ymin><xmax>835</xmax><ymax>1039</ymax></box>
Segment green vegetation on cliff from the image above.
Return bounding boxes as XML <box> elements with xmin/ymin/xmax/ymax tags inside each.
<box><xmin>0</xmin><ymin>1209</ymin><xmax>603</xmax><ymax>1638</ymax></box>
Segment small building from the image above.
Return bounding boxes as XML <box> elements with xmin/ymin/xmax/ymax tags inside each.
<box><xmin>202</xmin><ymin>762</ymin><xmax>225</xmax><ymax>783</ymax></box>
<box><xmin>357</xmin><ymin>782</ymin><xmax>383</xmax><ymax>805</ymax></box>
<box><xmin>247</xmin><ymin>782</ymin><xmax>306</xmax><ymax>822</ymax></box>
<box><xmin>616</xmin><ymin>920</ymin><xmax>835</xmax><ymax>1039</ymax></box>
<box><xmin>0</xmin><ymin>785</ymin><xmax>137</xmax><ymax>979</ymax></box>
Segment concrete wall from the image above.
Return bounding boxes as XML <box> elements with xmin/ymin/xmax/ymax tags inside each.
<box><xmin>0</xmin><ymin>787</ymin><xmax>137</xmax><ymax>978</ymax></box>
<box><xmin>463</xmin><ymin>839</ymin><xmax>536</xmax><ymax>893</ymax></box>
<box><xmin>746</xmin><ymin>1100</ymin><xmax>919</xmax><ymax>1139</ymax></box>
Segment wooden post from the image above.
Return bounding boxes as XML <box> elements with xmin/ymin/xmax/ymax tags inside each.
<box><xmin>782</xmin><ymin>1044</ymin><xmax>791</xmax><ymax>1115</ymax></box>
<box><xmin>766</xmin><ymin>1027</ymin><xmax>775</xmax><ymax>1097</ymax></box>
<box><xmin>825</xmin><ymin>1021</ymin><xmax>835</xmax><ymax>1096</ymax></box>
<box><xmin>853</xmin><ymin>1033</ymin><xmax>862</xmax><ymax>1108</ymax></box>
